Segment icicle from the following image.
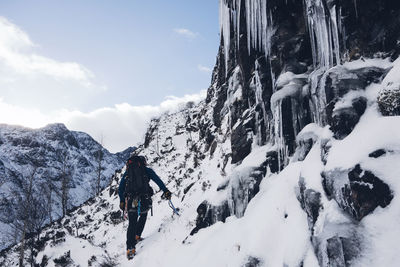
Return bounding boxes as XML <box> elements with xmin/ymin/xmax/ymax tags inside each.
<box><xmin>236</xmin><ymin>0</ymin><xmax>242</xmax><ymax>50</ymax></box>
<box><xmin>243</xmin><ymin>0</ymin><xmax>271</xmax><ymax>55</ymax></box>
<box><xmin>219</xmin><ymin>0</ymin><xmax>231</xmax><ymax>75</ymax></box>
<box><xmin>338</xmin><ymin>7</ymin><xmax>347</xmax><ymax>57</ymax></box>
<box><xmin>305</xmin><ymin>0</ymin><xmax>343</xmax><ymax>130</ymax></box>
<box><xmin>305</xmin><ymin>0</ymin><xmax>341</xmax><ymax>68</ymax></box>
<box><xmin>353</xmin><ymin>0</ymin><xmax>358</xmax><ymax>18</ymax></box>
<box><xmin>253</xmin><ymin>61</ymin><xmax>268</xmax><ymax>145</ymax></box>
<box><xmin>309</xmin><ymin>68</ymin><xmax>330</xmax><ymax>126</ymax></box>
<box><xmin>219</xmin><ymin>0</ymin><xmax>248</xmax><ymax>75</ymax></box>
<box><xmin>330</xmin><ymin>5</ymin><xmax>340</xmax><ymax>65</ymax></box>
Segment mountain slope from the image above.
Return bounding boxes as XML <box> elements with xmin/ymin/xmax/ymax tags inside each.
<box><xmin>1</xmin><ymin>87</ymin><xmax>399</xmax><ymax>266</ymax></box>
<box><xmin>1</xmin><ymin>0</ymin><xmax>400</xmax><ymax>266</ymax></box>
<box><xmin>0</xmin><ymin>123</ymin><xmax>125</xmax><ymax>250</ymax></box>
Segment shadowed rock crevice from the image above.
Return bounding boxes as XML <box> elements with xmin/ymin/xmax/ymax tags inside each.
<box><xmin>323</xmin><ymin>164</ymin><xmax>393</xmax><ymax>221</ymax></box>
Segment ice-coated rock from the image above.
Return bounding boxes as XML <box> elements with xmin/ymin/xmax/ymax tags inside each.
<box><xmin>323</xmin><ymin>164</ymin><xmax>393</xmax><ymax>221</ymax></box>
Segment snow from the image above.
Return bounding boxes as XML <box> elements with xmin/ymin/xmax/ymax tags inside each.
<box><xmin>3</xmin><ymin>2</ymin><xmax>400</xmax><ymax>266</ymax></box>
<box><xmin>296</xmin><ymin>123</ymin><xmax>322</xmax><ymax>142</ymax></box>
<box><xmin>326</xmin><ymin>107</ymin><xmax>400</xmax><ymax>170</ymax></box>
<box><xmin>275</xmin><ymin>71</ymin><xmax>296</xmax><ymax>88</ymax></box>
<box><xmin>333</xmin><ymin>90</ymin><xmax>365</xmax><ymax>111</ymax></box>
<box><xmin>343</xmin><ymin>57</ymin><xmax>393</xmax><ymax>71</ymax></box>
<box><xmin>270</xmin><ymin>82</ymin><xmax>301</xmax><ymax>111</ymax></box>
<box><xmin>3</xmin><ymin>62</ymin><xmax>400</xmax><ymax>266</ymax></box>
<box><xmin>0</xmin><ymin>123</ymin><xmax>124</xmax><ymax>250</ymax></box>
<box><xmin>132</xmin><ymin>159</ymin><xmax>311</xmax><ymax>267</ymax></box>
<box><xmin>0</xmin><ymin>104</ymin><xmax>314</xmax><ymax>267</ymax></box>
<box><xmin>38</xmin><ymin>235</ymin><xmax>105</xmax><ymax>267</ymax></box>
<box><xmin>351</xmin><ymin>147</ymin><xmax>400</xmax><ymax>267</ymax></box>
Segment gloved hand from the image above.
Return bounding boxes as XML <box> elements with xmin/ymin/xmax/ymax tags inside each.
<box><xmin>161</xmin><ymin>190</ymin><xmax>172</xmax><ymax>200</ymax></box>
<box><xmin>120</xmin><ymin>201</ymin><xmax>125</xmax><ymax>210</ymax></box>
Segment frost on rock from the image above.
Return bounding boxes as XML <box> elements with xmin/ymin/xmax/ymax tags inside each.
<box><xmin>228</xmin><ymin>166</ymin><xmax>262</xmax><ymax>217</ymax></box>
<box><xmin>377</xmin><ymin>84</ymin><xmax>400</xmax><ymax>116</ymax></box>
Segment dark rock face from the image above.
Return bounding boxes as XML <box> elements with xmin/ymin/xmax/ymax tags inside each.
<box><xmin>325</xmin><ymin>235</ymin><xmax>360</xmax><ymax>267</ymax></box>
<box><xmin>326</xmin><ymin>236</ymin><xmax>346</xmax><ymax>267</ymax></box>
<box><xmin>191</xmin><ymin>157</ymin><xmax>272</xmax><ymax>235</ymax></box>
<box><xmin>208</xmin><ymin>0</ymin><xmax>399</xmax><ymax>166</ymax></box>
<box><xmin>336</xmin><ymin>0</ymin><xmax>400</xmax><ymax>59</ymax></box>
<box><xmin>298</xmin><ymin>178</ymin><xmax>322</xmax><ymax>233</ymax></box>
<box><xmin>330</xmin><ymin>105</ymin><xmax>363</xmax><ymax>140</ymax></box>
<box><xmin>322</xmin><ymin>66</ymin><xmax>385</xmax><ymax>137</ymax></box>
<box><xmin>323</xmin><ymin>164</ymin><xmax>393</xmax><ymax>221</ymax></box>
<box><xmin>190</xmin><ymin>200</ymin><xmax>231</xmax><ymax>236</ymax></box>
<box><xmin>192</xmin><ymin>0</ymin><xmax>399</xmax><ymax>264</ymax></box>
<box><xmin>231</xmin><ymin>116</ymin><xmax>254</xmax><ymax>164</ymax></box>
<box><xmin>265</xmin><ymin>151</ymin><xmax>281</xmax><ymax>173</ymax></box>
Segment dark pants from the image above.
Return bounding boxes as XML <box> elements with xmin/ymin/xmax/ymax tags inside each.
<box><xmin>126</xmin><ymin>196</ymin><xmax>152</xmax><ymax>249</ymax></box>
<box><xmin>127</xmin><ymin>211</ymin><xmax>148</xmax><ymax>249</ymax></box>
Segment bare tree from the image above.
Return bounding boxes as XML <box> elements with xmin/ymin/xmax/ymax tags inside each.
<box><xmin>95</xmin><ymin>134</ymin><xmax>105</xmax><ymax>196</ymax></box>
<box><xmin>40</xmin><ymin>177</ymin><xmax>56</xmax><ymax>224</ymax></box>
<box><xmin>57</xmin><ymin>150</ymin><xmax>72</xmax><ymax>217</ymax></box>
<box><xmin>18</xmin><ymin>168</ymin><xmax>36</xmax><ymax>267</ymax></box>
<box><xmin>96</xmin><ymin>148</ymin><xmax>104</xmax><ymax>195</ymax></box>
<box><xmin>26</xmin><ymin>195</ymin><xmax>47</xmax><ymax>267</ymax></box>
<box><xmin>0</xmin><ymin>168</ymin><xmax>46</xmax><ymax>266</ymax></box>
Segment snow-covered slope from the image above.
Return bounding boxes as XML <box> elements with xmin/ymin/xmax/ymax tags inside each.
<box><xmin>1</xmin><ymin>82</ymin><xmax>399</xmax><ymax>266</ymax></box>
<box><xmin>1</xmin><ymin>0</ymin><xmax>400</xmax><ymax>266</ymax></box>
<box><xmin>0</xmin><ymin>123</ymin><xmax>128</xmax><ymax>249</ymax></box>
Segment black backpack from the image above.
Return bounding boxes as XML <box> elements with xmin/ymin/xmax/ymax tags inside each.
<box><xmin>124</xmin><ymin>156</ymin><xmax>152</xmax><ymax>197</ymax></box>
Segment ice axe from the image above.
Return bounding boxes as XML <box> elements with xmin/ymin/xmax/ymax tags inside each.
<box><xmin>168</xmin><ymin>199</ymin><xmax>180</xmax><ymax>216</ymax></box>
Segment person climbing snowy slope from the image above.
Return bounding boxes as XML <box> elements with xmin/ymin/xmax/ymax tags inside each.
<box><xmin>118</xmin><ymin>155</ymin><xmax>171</xmax><ymax>260</ymax></box>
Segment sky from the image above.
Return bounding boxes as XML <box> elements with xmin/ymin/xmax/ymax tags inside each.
<box><xmin>0</xmin><ymin>0</ymin><xmax>220</xmax><ymax>152</ymax></box>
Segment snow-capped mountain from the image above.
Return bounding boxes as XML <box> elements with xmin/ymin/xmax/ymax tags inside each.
<box><xmin>0</xmin><ymin>123</ymin><xmax>130</xmax><ymax>250</ymax></box>
<box><xmin>1</xmin><ymin>0</ymin><xmax>400</xmax><ymax>266</ymax></box>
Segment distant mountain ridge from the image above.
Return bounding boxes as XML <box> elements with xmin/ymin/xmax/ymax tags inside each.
<box><xmin>0</xmin><ymin>123</ymin><xmax>132</xmax><ymax>249</ymax></box>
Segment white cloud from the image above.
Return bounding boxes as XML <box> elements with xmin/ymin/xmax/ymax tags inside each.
<box><xmin>198</xmin><ymin>64</ymin><xmax>212</xmax><ymax>73</ymax></box>
<box><xmin>0</xmin><ymin>16</ymin><xmax>94</xmax><ymax>86</ymax></box>
<box><xmin>173</xmin><ymin>28</ymin><xmax>198</xmax><ymax>39</ymax></box>
<box><xmin>0</xmin><ymin>91</ymin><xmax>206</xmax><ymax>153</ymax></box>
<box><xmin>0</xmin><ymin>98</ymin><xmax>52</xmax><ymax>127</ymax></box>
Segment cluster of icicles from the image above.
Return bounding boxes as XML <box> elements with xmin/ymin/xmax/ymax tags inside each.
<box><xmin>218</xmin><ymin>0</ymin><xmax>344</xmax><ymax>168</ymax></box>
<box><xmin>219</xmin><ymin>0</ymin><xmax>273</xmax><ymax>72</ymax></box>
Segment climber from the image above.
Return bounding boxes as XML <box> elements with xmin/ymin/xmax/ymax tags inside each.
<box><xmin>118</xmin><ymin>155</ymin><xmax>171</xmax><ymax>260</ymax></box>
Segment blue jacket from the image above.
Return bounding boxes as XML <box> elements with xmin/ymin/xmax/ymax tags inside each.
<box><xmin>118</xmin><ymin>167</ymin><xmax>167</xmax><ymax>202</ymax></box>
